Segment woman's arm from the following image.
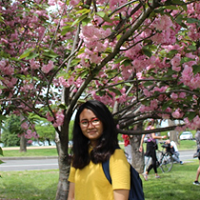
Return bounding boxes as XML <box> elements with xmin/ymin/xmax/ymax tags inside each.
<box><xmin>152</xmin><ymin>133</ymin><xmax>166</xmax><ymax>140</ymax></box>
<box><xmin>113</xmin><ymin>189</ymin><xmax>129</xmax><ymax>200</ymax></box>
<box><xmin>139</xmin><ymin>134</ymin><xmax>145</xmax><ymax>152</ymax></box>
<box><xmin>67</xmin><ymin>182</ymin><xmax>75</xmax><ymax>200</ymax></box>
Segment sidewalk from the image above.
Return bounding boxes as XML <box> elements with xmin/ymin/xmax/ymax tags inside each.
<box><xmin>2</xmin><ymin>145</ymin><xmax>57</xmax><ymax>150</ymax></box>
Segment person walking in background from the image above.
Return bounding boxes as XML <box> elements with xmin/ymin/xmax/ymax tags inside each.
<box><xmin>68</xmin><ymin>100</ymin><xmax>130</xmax><ymax>200</ymax></box>
<box><xmin>122</xmin><ymin>134</ymin><xmax>133</xmax><ymax>165</ymax></box>
<box><xmin>193</xmin><ymin>128</ymin><xmax>200</xmax><ymax>186</ymax></box>
<box><xmin>165</xmin><ymin>139</ymin><xmax>183</xmax><ymax>164</ymax></box>
<box><xmin>139</xmin><ymin>120</ymin><xmax>166</xmax><ymax>181</ymax></box>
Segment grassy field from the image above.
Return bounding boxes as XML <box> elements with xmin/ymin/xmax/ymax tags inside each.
<box><xmin>0</xmin><ymin>160</ymin><xmax>199</xmax><ymax>200</ymax></box>
<box><xmin>2</xmin><ymin>148</ymin><xmax>58</xmax><ymax>157</ymax></box>
<box><xmin>0</xmin><ymin>170</ymin><xmax>58</xmax><ymax>200</ymax></box>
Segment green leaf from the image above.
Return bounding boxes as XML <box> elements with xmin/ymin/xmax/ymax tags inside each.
<box><xmin>43</xmin><ymin>49</ymin><xmax>59</xmax><ymax>58</ymax></box>
<box><xmin>82</xmin><ymin>17</ymin><xmax>91</xmax><ymax>26</ymax></box>
<box><xmin>143</xmin><ymin>81</ymin><xmax>154</xmax><ymax>87</ymax></box>
<box><xmin>19</xmin><ymin>48</ymin><xmax>34</xmax><ymax>59</ymax></box>
<box><xmin>180</xmin><ymin>57</ymin><xmax>195</xmax><ymax>64</ymax></box>
<box><xmin>114</xmin><ymin>57</ymin><xmax>129</xmax><ymax>64</ymax></box>
<box><xmin>71</xmin><ymin>14</ymin><xmax>88</xmax><ymax>26</ymax></box>
<box><xmin>61</xmin><ymin>26</ymin><xmax>74</xmax><ymax>36</ymax></box>
<box><xmin>162</xmin><ymin>100</ymin><xmax>173</xmax><ymax>110</ymax></box>
<box><xmin>109</xmin><ymin>88</ymin><xmax>122</xmax><ymax>96</ymax></box>
<box><xmin>0</xmin><ymin>115</ymin><xmax>7</xmax><ymax>121</ymax></box>
<box><xmin>104</xmin><ymin>47</ymin><xmax>112</xmax><ymax>53</ymax></box>
<box><xmin>25</xmin><ymin>52</ymin><xmax>39</xmax><ymax>60</ymax></box>
<box><xmin>192</xmin><ymin>65</ymin><xmax>200</xmax><ymax>75</ymax></box>
<box><xmin>141</xmin><ymin>100</ymin><xmax>150</xmax><ymax>106</ymax></box>
<box><xmin>96</xmin><ymin>11</ymin><xmax>105</xmax><ymax>18</ymax></box>
<box><xmin>167</xmin><ymin>50</ymin><xmax>178</xmax><ymax>58</ymax></box>
<box><xmin>187</xmin><ymin>18</ymin><xmax>200</xmax><ymax>23</ymax></box>
<box><xmin>188</xmin><ymin>45</ymin><xmax>196</xmax><ymax>51</ymax></box>
<box><xmin>76</xmin><ymin>8</ymin><xmax>90</xmax><ymax>15</ymax></box>
<box><xmin>121</xmin><ymin>59</ymin><xmax>132</xmax><ymax>67</ymax></box>
<box><xmin>142</xmin><ymin>48</ymin><xmax>152</xmax><ymax>57</ymax></box>
<box><xmin>58</xmin><ymin>104</ymin><xmax>68</xmax><ymax>110</ymax></box>
<box><xmin>187</xmin><ymin>18</ymin><xmax>200</xmax><ymax>27</ymax></box>
<box><xmin>184</xmin><ymin>112</ymin><xmax>197</xmax><ymax>121</ymax></box>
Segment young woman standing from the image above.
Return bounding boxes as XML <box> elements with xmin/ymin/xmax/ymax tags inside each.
<box><xmin>67</xmin><ymin>100</ymin><xmax>130</xmax><ymax>200</ymax></box>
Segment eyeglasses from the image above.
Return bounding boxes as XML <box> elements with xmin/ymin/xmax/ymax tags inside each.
<box><xmin>80</xmin><ymin>118</ymin><xmax>100</xmax><ymax>128</ymax></box>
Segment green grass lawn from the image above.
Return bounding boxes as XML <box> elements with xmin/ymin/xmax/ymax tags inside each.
<box><xmin>0</xmin><ymin>160</ymin><xmax>199</xmax><ymax>200</ymax></box>
<box><xmin>143</xmin><ymin>160</ymin><xmax>200</xmax><ymax>200</ymax></box>
<box><xmin>0</xmin><ymin>170</ymin><xmax>58</xmax><ymax>200</ymax></box>
<box><xmin>2</xmin><ymin>148</ymin><xmax>58</xmax><ymax>157</ymax></box>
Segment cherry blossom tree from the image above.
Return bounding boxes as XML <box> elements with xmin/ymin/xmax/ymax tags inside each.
<box><xmin>1</xmin><ymin>0</ymin><xmax>200</xmax><ymax>198</ymax></box>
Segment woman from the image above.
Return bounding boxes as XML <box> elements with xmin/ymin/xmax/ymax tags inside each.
<box><xmin>193</xmin><ymin>128</ymin><xmax>200</xmax><ymax>185</ymax></box>
<box><xmin>68</xmin><ymin>100</ymin><xmax>130</xmax><ymax>200</ymax></box>
<box><xmin>139</xmin><ymin>120</ymin><xmax>166</xmax><ymax>180</ymax></box>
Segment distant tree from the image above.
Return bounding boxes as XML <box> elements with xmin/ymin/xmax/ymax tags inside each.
<box><xmin>35</xmin><ymin>120</ymin><xmax>55</xmax><ymax>143</ymax></box>
<box><xmin>1</xmin><ymin>115</ymin><xmax>21</xmax><ymax>147</ymax></box>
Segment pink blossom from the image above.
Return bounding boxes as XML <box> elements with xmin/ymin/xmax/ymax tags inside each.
<box><xmin>179</xmin><ymin>92</ymin><xmax>186</xmax><ymax>98</ymax></box>
<box><xmin>41</xmin><ymin>60</ymin><xmax>54</xmax><ymax>73</ymax></box>
<box><xmin>30</xmin><ymin>59</ymin><xmax>40</xmax><ymax>70</ymax></box>
<box><xmin>21</xmin><ymin>122</ymin><xmax>29</xmax><ymax>130</ymax></box>
<box><xmin>46</xmin><ymin>112</ymin><xmax>54</xmax><ymax>122</ymax></box>
<box><xmin>172</xmin><ymin>108</ymin><xmax>183</xmax><ymax>118</ymax></box>
<box><xmin>59</xmin><ymin>76</ymin><xmax>69</xmax><ymax>88</ymax></box>
<box><xmin>70</xmin><ymin>0</ymin><xmax>79</xmax><ymax>6</ymax></box>
<box><xmin>53</xmin><ymin>110</ymin><xmax>65</xmax><ymax>127</ymax></box>
<box><xmin>171</xmin><ymin>54</ymin><xmax>181</xmax><ymax>67</ymax></box>
<box><xmin>150</xmin><ymin>99</ymin><xmax>158</xmax><ymax>109</ymax></box>
<box><xmin>143</xmin><ymin>89</ymin><xmax>151</xmax><ymax>97</ymax></box>
<box><xmin>170</xmin><ymin>93</ymin><xmax>178</xmax><ymax>100</ymax></box>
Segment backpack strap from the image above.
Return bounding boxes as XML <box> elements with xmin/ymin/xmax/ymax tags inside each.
<box><xmin>102</xmin><ymin>145</ymin><xmax>120</xmax><ymax>184</ymax></box>
<box><xmin>102</xmin><ymin>159</ymin><xmax>112</xmax><ymax>184</ymax></box>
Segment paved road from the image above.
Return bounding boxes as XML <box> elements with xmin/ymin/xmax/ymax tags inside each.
<box><xmin>0</xmin><ymin>150</ymin><xmax>197</xmax><ymax>172</ymax></box>
<box><xmin>0</xmin><ymin>158</ymin><xmax>59</xmax><ymax>171</ymax></box>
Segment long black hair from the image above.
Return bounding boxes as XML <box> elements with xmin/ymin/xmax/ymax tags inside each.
<box><xmin>71</xmin><ymin>100</ymin><xmax>118</xmax><ymax>169</ymax></box>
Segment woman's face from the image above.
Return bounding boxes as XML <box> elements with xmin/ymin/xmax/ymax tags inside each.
<box><xmin>79</xmin><ymin>108</ymin><xmax>103</xmax><ymax>146</ymax></box>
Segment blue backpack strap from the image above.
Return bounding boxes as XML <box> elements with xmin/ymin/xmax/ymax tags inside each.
<box><xmin>102</xmin><ymin>145</ymin><xmax>120</xmax><ymax>184</ymax></box>
<box><xmin>102</xmin><ymin>159</ymin><xmax>112</xmax><ymax>184</ymax></box>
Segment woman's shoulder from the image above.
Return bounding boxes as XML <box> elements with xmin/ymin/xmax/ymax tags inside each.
<box><xmin>110</xmin><ymin>148</ymin><xmax>127</xmax><ymax>161</ymax></box>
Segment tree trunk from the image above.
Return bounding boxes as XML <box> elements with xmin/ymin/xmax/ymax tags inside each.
<box><xmin>168</xmin><ymin>120</ymin><xmax>178</xmax><ymax>143</ymax></box>
<box><xmin>55</xmin><ymin>116</ymin><xmax>71</xmax><ymax>200</ymax></box>
<box><xmin>130</xmin><ymin>123</ymin><xmax>144</xmax><ymax>174</ymax></box>
<box><xmin>20</xmin><ymin>135</ymin><xmax>27</xmax><ymax>152</ymax></box>
<box><xmin>55</xmin><ymin>144</ymin><xmax>70</xmax><ymax>200</ymax></box>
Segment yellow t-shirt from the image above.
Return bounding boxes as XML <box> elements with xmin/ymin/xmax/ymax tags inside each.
<box><xmin>68</xmin><ymin>149</ymin><xmax>130</xmax><ymax>200</ymax></box>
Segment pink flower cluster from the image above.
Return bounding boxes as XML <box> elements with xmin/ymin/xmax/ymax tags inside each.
<box><xmin>46</xmin><ymin>110</ymin><xmax>65</xmax><ymax>127</ymax></box>
<box><xmin>41</xmin><ymin>60</ymin><xmax>54</xmax><ymax>74</ymax></box>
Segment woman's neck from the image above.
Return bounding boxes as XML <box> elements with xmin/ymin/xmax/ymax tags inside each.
<box><xmin>90</xmin><ymin>140</ymin><xmax>98</xmax><ymax>147</ymax></box>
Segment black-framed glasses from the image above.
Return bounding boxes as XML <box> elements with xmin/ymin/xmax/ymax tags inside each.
<box><xmin>80</xmin><ymin>118</ymin><xmax>100</xmax><ymax>128</ymax></box>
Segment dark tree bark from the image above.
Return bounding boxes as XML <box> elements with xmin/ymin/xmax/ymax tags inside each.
<box><xmin>20</xmin><ymin>135</ymin><xmax>27</xmax><ymax>152</ymax></box>
<box><xmin>130</xmin><ymin>122</ymin><xmax>144</xmax><ymax>174</ymax></box>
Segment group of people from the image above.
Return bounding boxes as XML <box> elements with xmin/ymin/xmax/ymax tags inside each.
<box><xmin>67</xmin><ymin>100</ymin><xmax>200</xmax><ymax>200</ymax></box>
